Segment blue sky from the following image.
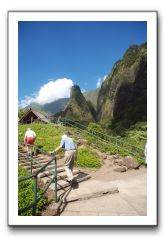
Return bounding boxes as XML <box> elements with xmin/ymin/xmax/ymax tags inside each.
<box><xmin>18</xmin><ymin>21</ymin><xmax>147</xmax><ymax>107</ymax></box>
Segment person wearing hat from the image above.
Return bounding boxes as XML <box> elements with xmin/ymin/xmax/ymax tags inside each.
<box><xmin>24</xmin><ymin>128</ymin><xmax>36</xmax><ymax>156</ymax></box>
<box><xmin>51</xmin><ymin>131</ymin><xmax>77</xmax><ymax>184</ymax></box>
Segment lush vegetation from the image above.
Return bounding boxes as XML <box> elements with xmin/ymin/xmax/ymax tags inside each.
<box><xmin>18</xmin><ymin>165</ymin><xmax>48</xmax><ymax>216</ymax></box>
<box><xmin>97</xmin><ymin>43</ymin><xmax>147</xmax><ymax>128</ymax></box>
<box><xmin>17</xmin><ymin>43</ymin><xmax>147</xmax><ymax>218</ymax></box>
<box><xmin>18</xmin><ymin>108</ymin><xmax>28</xmax><ymax>119</ymax></box>
<box><xmin>64</xmin><ymin>85</ymin><xmax>95</xmax><ymax>124</ymax></box>
<box><xmin>19</xmin><ymin>123</ymin><xmax>63</xmax><ymax>151</ymax></box>
<box><xmin>18</xmin><ymin>121</ymin><xmax>146</xmax><ymax>166</ymax></box>
<box><xmin>18</xmin><ymin>123</ymin><xmax>102</xmax><ymax>167</ymax></box>
<box><xmin>76</xmin><ymin>148</ymin><xmax>102</xmax><ymax>168</ymax></box>
<box><xmin>85</xmin><ymin>123</ymin><xmax>146</xmax><ymax>164</ymax></box>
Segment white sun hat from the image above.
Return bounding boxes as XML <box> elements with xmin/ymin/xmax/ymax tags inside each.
<box><xmin>62</xmin><ymin>134</ymin><xmax>67</xmax><ymax>139</ymax></box>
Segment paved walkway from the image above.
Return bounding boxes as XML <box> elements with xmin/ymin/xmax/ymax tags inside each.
<box><xmin>60</xmin><ymin>167</ymin><xmax>147</xmax><ymax>216</ymax></box>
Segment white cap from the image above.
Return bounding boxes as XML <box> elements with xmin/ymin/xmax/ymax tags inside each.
<box><xmin>62</xmin><ymin>134</ymin><xmax>67</xmax><ymax>139</ymax></box>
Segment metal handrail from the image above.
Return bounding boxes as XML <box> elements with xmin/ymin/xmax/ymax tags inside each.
<box><xmin>18</xmin><ymin>151</ymin><xmax>55</xmax><ymax>174</ymax></box>
<box><xmin>61</xmin><ymin>118</ymin><xmax>145</xmax><ymax>160</ymax></box>
<box><xmin>62</xmin><ymin>118</ymin><xmax>145</xmax><ymax>151</ymax></box>
<box><xmin>19</xmin><ymin>140</ymin><xmax>55</xmax><ymax>155</ymax></box>
<box><xmin>18</xmin><ymin>144</ymin><xmax>58</xmax><ymax>216</ymax></box>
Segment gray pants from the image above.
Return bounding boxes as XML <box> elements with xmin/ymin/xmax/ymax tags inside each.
<box><xmin>64</xmin><ymin>150</ymin><xmax>77</xmax><ymax>181</ymax></box>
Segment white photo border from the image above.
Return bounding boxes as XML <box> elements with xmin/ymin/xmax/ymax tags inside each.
<box><xmin>8</xmin><ymin>11</ymin><xmax>157</xmax><ymax>226</ymax></box>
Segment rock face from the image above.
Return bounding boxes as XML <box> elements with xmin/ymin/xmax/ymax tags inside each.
<box><xmin>83</xmin><ymin>88</ymin><xmax>100</xmax><ymax>109</ymax></box>
<box><xmin>97</xmin><ymin>43</ymin><xmax>147</xmax><ymax>127</ymax></box>
<box><xmin>122</xmin><ymin>156</ymin><xmax>140</xmax><ymax>169</ymax></box>
<box><xmin>113</xmin><ymin>166</ymin><xmax>128</xmax><ymax>173</ymax></box>
<box><xmin>27</xmin><ymin>98</ymin><xmax>69</xmax><ymax>115</ymax></box>
<box><xmin>63</xmin><ymin>85</ymin><xmax>95</xmax><ymax>124</ymax></box>
<box><xmin>113</xmin><ymin>156</ymin><xmax>140</xmax><ymax>169</ymax></box>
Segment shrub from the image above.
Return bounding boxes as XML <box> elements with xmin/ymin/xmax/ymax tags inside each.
<box><xmin>18</xmin><ymin>121</ymin><xmax>146</xmax><ymax>167</ymax></box>
<box><xmin>87</xmin><ymin>122</ymin><xmax>107</xmax><ymax>139</ymax></box>
<box><xmin>76</xmin><ymin>148</ymin><xmax>102</xmax><ymax>168</ymax></box>
<box><xmin>87</xmin><ymin>122</ymin><xmax>104</xmax><ymax>133</ymax></box>
<box><xmin>18</xmin><ymin>165</ymin><xmax>48</xmax><ymax>216</ymax></box>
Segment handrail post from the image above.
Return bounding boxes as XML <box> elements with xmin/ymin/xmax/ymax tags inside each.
<box><xmin>32</xmin><ymin>176</ymin><xmax>38</xmax><ymax>216</ymax></box>
<box><xmin>30</xmin><ymin>153</ymin><xmax>33</xmax><ymax>175</ymax></box>
<box><xmin>54</xmin><ymin>157</ymin><xmax>57</xmax><ymax>202</ymax></box>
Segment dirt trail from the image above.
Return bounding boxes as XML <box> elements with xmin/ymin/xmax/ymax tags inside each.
<box><xmin>90</xmin><ymin>158</ymin><xmax>146</xmax><ymax>181</ymax></box>
<box><xmin>59</xmin><ymin>158</ymin><xmax>147</xmax><ymax>216</ymax></box>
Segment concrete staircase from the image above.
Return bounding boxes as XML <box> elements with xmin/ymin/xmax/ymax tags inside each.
<box><xmin>18</xmin><ymin>144</ymin><xmax>91</xmax><ymax>211</ymax></box>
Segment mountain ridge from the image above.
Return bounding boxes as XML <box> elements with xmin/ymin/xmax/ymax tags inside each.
<box><xmin>19</xmin><ymin>42</ymin><xmax>147</xmax><ymax>130</ymax></box>
<box><xmin>97</xmin><ymin>42</ymin><xmax>147</xmax><ymax>128</ymax></box>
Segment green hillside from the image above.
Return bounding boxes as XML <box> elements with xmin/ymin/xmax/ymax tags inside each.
<box><xmin>18</xmin><ymin>121</ymin><xmax>146</xmax><ymax>165</ymax></box>
<box><xmin>63</xmin><ymin>85</ymin><xmax>95</xmax><ymax>124</ymax></box>
<box><xmin>19</xmin><ymin>123</ymin><xmax>102</xmax><ymax>169</ymax></box>
<box><xmin>97</xmin><ymin>43</ymin><xmax>147</xmax><ymax>129</ymax></box>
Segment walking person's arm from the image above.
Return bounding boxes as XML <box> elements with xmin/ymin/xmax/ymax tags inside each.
<box><xmin>50</xmin><ymin>145</ymin><xmax>62</xmax><ymax>154</ymax></box>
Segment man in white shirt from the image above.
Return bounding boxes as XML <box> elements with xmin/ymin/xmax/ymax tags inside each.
<box><xmin>24</xmin><ymin>128</ymin><xmax>36</xmax><ymax>156</ymax></box>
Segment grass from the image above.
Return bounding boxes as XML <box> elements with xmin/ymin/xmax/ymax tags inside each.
<box><xmin>76</xmin><ymin>148</ymin><xmax>102</xmax><ymax>168</ymax></box>
<box><xmin>18</xmin><ymin>121</ymin><xmax>147</xmax><ymax>167</ymax></box>
<box><xmin>18</xmin><ymin>165</ymin><xmax>48</xmax><ymax>216</ymax></box>
<box><xmin>83</xmin><ymin>122</ymin><xmax>146</xmax><ymax>162</ymax></box>
<box><xmin>18</xmin><ymin>123</ymin><xmax>64</xmax><ymax>151</ymax></box>
<box><xmin>18</xmin><ymin>123</ymin><xmax>102</xmax><ymax>168</ymax></box>
<box><xmin>18</xmin><ymin>121</ymin><xmax>146</xmax><ymax>217</ymax></box>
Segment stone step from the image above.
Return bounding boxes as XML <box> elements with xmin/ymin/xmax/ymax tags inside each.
<box><xmin>56</xmin><ymin>166</ymin><xmax>65</xmax><ymax>173</ymax></box>
<box><xmin>18</xmin><ymin>150</ymin><xmax>26</xmax><ymax>153</ymax></box>
<box><xmin>56</xmin><ymin>173</ymin><xmax>91</xmax><ymax>191</ymax></box>
<box><xmin>38</xmin><ymin>169</ymin><xmax>79</xmax><ymax>179</ymax></box>
<box><xmin>61</xmin><ymin>180</ymin><xmax>119</xmax><ymax>203</ymax></box>
<box><xmin>19</xmin><ymin>158</ymin><xmax>50</xmax><ymax>165</ymax></box>
<box><xmin>41</xmin><ymin>171</ymin><xmax>91</xmax><ymax>191</ymax></box>
<box><xmin>18</xmin><ymin>153</ymin><xmax>27</xmax><ymax>157</ymax></box>
<box><xmin>32</xmin><ymin>157</ymin><xmax>50</xmax><ymax>162</ymax></box>
<box><xmin>55</xmin><ymin>174</ymin><xmax>91</xmax><ymax>203</ymax></box>
<box><xmin>18</xmin><ymin>148</ymin><xmax>26</xmax><ymax>152</ymax></box>
<box><xmin>18</xmin><ymin>158</ymin><xmax>64</xmax><ymax>171</ymax></box>
<box><xmin>18</xmin><ymin>161</ymin><xmax>42</xmax><ymax>169</ymax></box>
<box><xmin>30</xmin><ymin>165</ymin><xmax>65</xmax><ymax>174</ymax></box>
<box><xmin>41</xmin><ymin>175</ymin><xmax>69</xmax><ymax>189</ymax></box>
<box><xmin>18</xmin><ymin>159</ymin><xmax>32</xmax><ymax>164</ymax></box>
<box><xmin>56</xmin><ymin>170</ymin><xmax>80</xmax><ymax>181</ymax></box>
<box><xmin>32</xmin><ymin>163</ymin><xmax>57</xmax><ymax>170</ymax></box>
<box><xmin>18</xmin><ymin>146</ymin><xmax>24</xmax><ymax>149</ymax></box>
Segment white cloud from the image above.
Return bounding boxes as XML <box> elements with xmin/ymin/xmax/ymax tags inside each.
<box><xmin>19</xmin><ymin>78</ymin><xmax>74</xmax><ymax>108</ymax></box>
<box><xmin>19</xmin><ymin>96</ymin><xmax>36</xmax><ymax>108</ymax></box>
<box><xmin>96</xmin><ymin>75</ymin><xmax>107</xmax><ymax>88</ymax></box>
<box><xmin>81</xmin><ymin>88</ymin><xmax>86</xmax><ymax>93</ymax></box>
<box><xmin>96</xmin><ymin>78</ymin><xmax>102</xmax><ymax>88</ymax></box>
<box><xmin>35</xmin><ymin>78</ymin><xmax>74</xmax><ymax>104</ymax></box>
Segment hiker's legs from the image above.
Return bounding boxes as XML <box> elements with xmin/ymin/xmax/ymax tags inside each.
<box><xmin>64</xmin><ymin>151</ymin><xmax>76</xmax><ymax>181</ymax></box>
<box><xmin>26</xmin><ymin>137</ymin><xmax>35</xmax><ymax>156</ymax></box>
<box><xmin>26</xmin><ymin>145</ymin><xmax>30</xmax><ymax>155</ymax></box>
<box><xmin>65</xmin><ymin>165</ymin><xmax>74</xmax><ymax>181</ymax></box>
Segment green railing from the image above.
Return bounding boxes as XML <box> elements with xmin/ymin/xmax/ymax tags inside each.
<box><xmin>18</xmin><ymin>143</ymin><xmax>58</xmax><ymax>216</ymax></box>
<box><xmin>61</xmin><ymin>118</ymin><xmax>146</xmax><ymax>160</ymax></box>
